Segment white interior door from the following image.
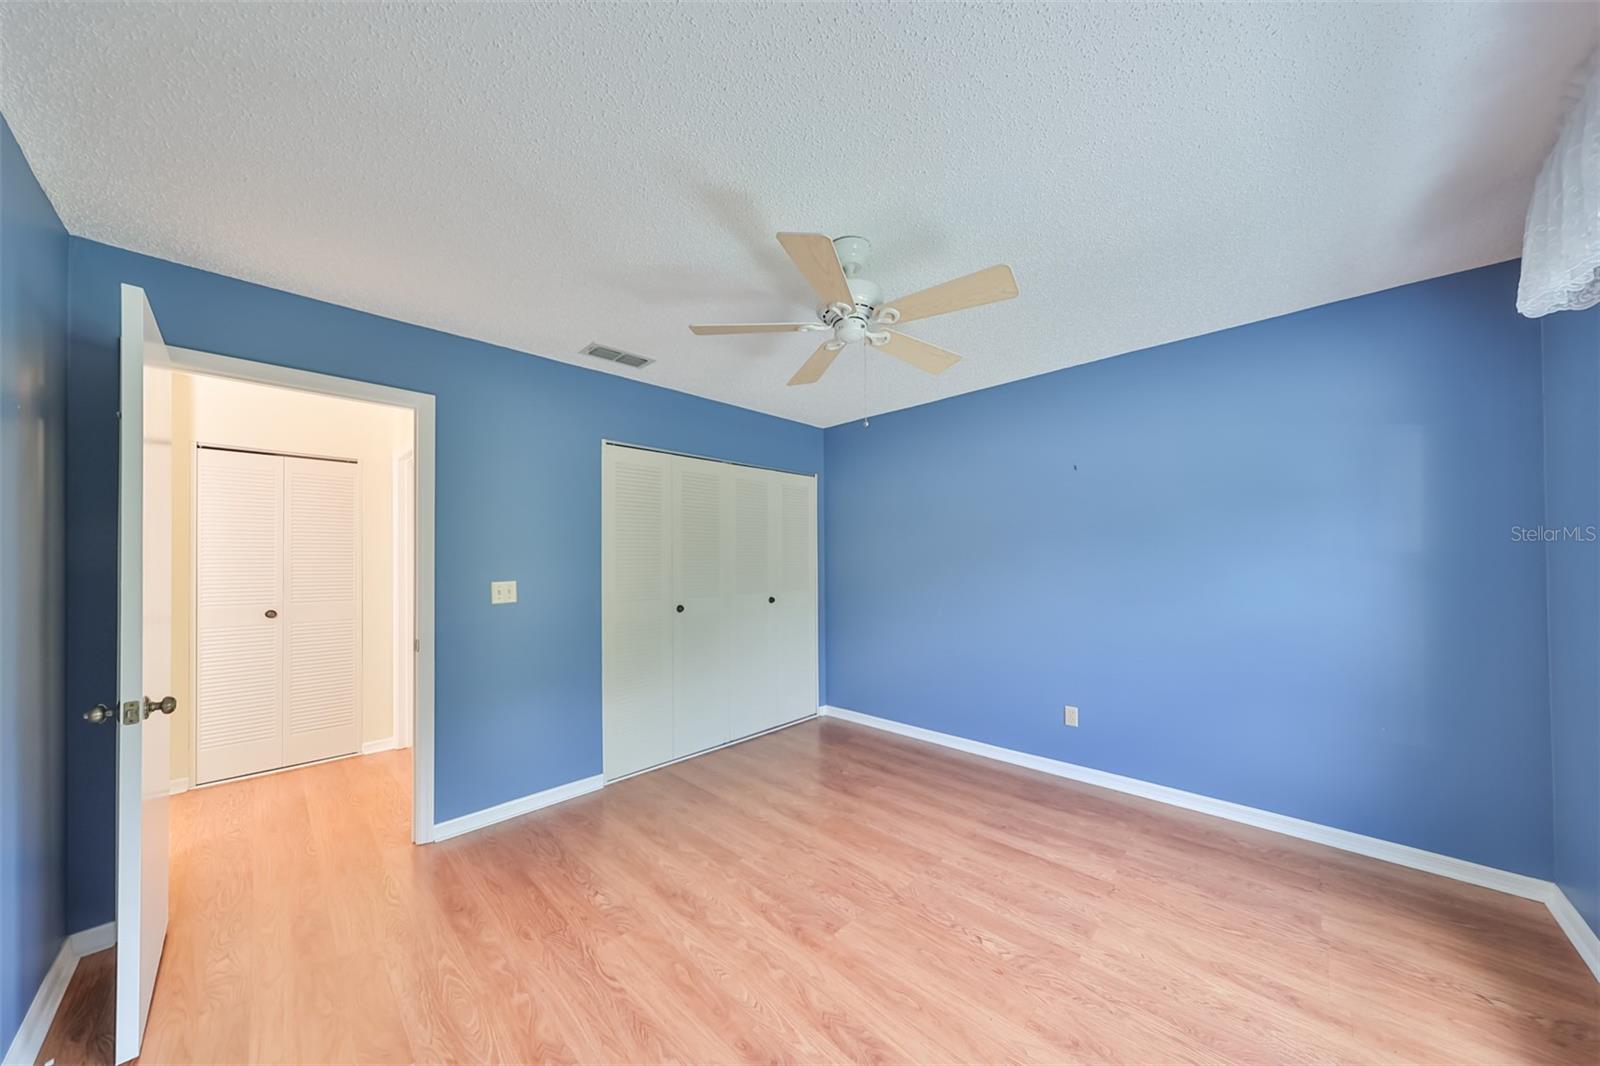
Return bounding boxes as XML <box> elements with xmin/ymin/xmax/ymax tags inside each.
<box><xmin>602</xmin><ymin>445</ymin><xmax>675</xmax><ymax>778</ymax></box>
<box><xmin>195</xmin><ymin>448</ymin><xmax>285</xmax><ymax>783</ymax></box>
<box><xmin>115</xmin><ymin>284</ymin><xmax>175</xmax><ymax>1064</ymax></box>
<box><xmin>670</xmin><ymin>456</ymin><xmax>733</xmax><ymax>758</ymax></box>
<box><xmin>281</xmin><ymin>456</ymin><xmax>362</xmax><ymax>767</ymax></box>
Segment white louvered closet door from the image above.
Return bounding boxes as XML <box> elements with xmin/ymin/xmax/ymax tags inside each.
<box><xmin>768</xmin><ymin>470</ymin><xmax>819</xmax><ymax>728</ymax></box>
<box><xmin>602</xmin><ymin>444</ymin><xmax>818</xmax><ymax>782</ymax></box>
<box><xmin>196</xmin><ymin>450</ymin><xmax>360</xmax><ymax>785</ymax></box>
<box><xmin>728</xmin><ymin>464</ymin><xmax>776</xmax><ymax>740</ymax></box>
<box><xmin>281</xmin><ymin>457</ymin><xmax>361</xmax><ymax>768</ymax></box>
<box><xmin>602</xmin><ymin>446</ymin><xmax>675</xmax><ymax>779</ymax></box>
<box><xmin>196</xmin><ymin>449</ymin><xmax>286</xmax><ymax>784</ymax></box>
<box><xmin>670</xmin><ymin>456</ymin><xmax>734</xmax><ymax>758</ymax></box>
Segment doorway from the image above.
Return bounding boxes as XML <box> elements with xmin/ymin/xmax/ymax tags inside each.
<box><xmin>104</xmin><ymin>289</ymin><xmax>439</xmax><ymax>1063</ymax></box>
<box><xmin>152</xmin><ymin>346</ymin><xmax>436</xmax><ymax>842</ymax></box>
<box><xmin>177</xmin><ymin>370</ymin><xmax>413</xmax><ymax>786</ymax></box>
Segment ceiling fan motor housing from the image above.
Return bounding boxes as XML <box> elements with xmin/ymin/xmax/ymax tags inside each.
<box><xmin>834</xmin><ymin>234</ymin><xmax>882</xmax><ymax>318</ymax></box>
<box><xmin>824</xmin><ymin>278</ymin><xmax>881</xmax><ymax>344</ymax></box>
<box><xmin>845</xmin><ymin>276</ymin><xmax>881</xmax><ymax>311</ymax></box>
<box><xmin>832</xmin><ymin>235</ymin><xmax>872</xmax><ymax>275</ymax></box>
<box><xmin>821</xmin><ymin>237</ymin><xmax>882</xmax><ymax>341</ymax></box>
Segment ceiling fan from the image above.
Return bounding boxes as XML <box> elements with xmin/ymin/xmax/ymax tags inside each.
<box><xmin>690</xmin><ymin>233</ymin><xmax>1018</xmax><ymax>386</ymax></box>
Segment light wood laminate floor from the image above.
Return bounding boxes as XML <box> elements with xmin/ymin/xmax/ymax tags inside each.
<box><xmin>40</xmin><ymin>718</ymin><xmax>1599</xmax><ymax>1064</ymax></box>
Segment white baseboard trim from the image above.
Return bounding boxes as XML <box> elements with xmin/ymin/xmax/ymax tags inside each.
<box><xmin>605</xmin><ymin>713</ymin><xmax>818</xmax><ymax>785</ymax></box>
<box><xmin>67</xmin><ymin>921</ymin><xmax>116</xmax><ymax>957</ymax></box>
<box><xmin>169</xmin><ymin>777</ymin><xmax>190</xmax><ymax>795</ymax></box>
<box><xmin>432</xmin><ymin>774</ymin><xmax>605</xmax><ymax>842</ymax></box>
<box><xmin>3</xmin><ymin>941</ymin><xmax>75</xmax><ymax>1066</ymax></box>
<box><xmin>361</xmin><ymin>737</ymin><xmax>397</xmax><ymax>756</ymax></box>
<box><xmin>1546</xmin><ymin>887</ymin><xmax>1600</xmax><ymax>983</ymax></box>
<box><xmin>430</xmin><ymin>714</ymin><xmax>818</xmax><ymax>844</ymax></box>
<box><xmin>819</xmin><ymin>706</ymin><xmax>1600</xmax><ymax>984</ymax></box>
<box><xmin>818</xmin><ymin>706</ymin><xmax>1556</xmax><ymax>899</ymax></box>
<box><xmin>2</xmin><ymin>922</ymin><xmax>118</xmax><ymax>1066</ymax></box>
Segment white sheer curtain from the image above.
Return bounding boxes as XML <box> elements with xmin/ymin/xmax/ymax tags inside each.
<box><xmin>1518</xmin><ymin>52</ymin><xmax>1599</xmax><ymax>318</ymax></box>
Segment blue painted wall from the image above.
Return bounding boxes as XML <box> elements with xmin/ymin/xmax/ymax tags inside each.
<box><xmin>63</xmin><ymin>239</ymin><xmax>823</xmax><ymax>930</ymax></box>
<box><xmin>825</xmin><ymin>261</ymin><xmax>1555</xmax><ymax>877</ymax></box>
<box><xmin>47</xmin><ymin>236</ymin><xmax>1583</xmax><ymax>930</ymax></box>
<box><xmin>0</xmin><ymin>117</ymin><xmax>69</xmax><ymax>1052</ymax></box>
<box><xmin>1542</xmin><ymin>303</ymin><xmax>1600</xmax><ymax>937</ymax></box>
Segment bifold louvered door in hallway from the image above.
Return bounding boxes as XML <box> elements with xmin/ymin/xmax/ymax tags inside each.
<box><xmin>196</xmin><ymin>448</ymin><xmax>361</xmax><ymax>785</ymax></box>
<box><xmin>602</xmin><ymin>443</ymin><xmax>817</xmax><ymax>780</ymax></box>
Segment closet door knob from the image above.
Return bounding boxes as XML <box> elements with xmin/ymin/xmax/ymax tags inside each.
<box><xmin>676</xmin><ymin>604</ymin><xmax>684</xmax><ymax>613</ymax></box>
<box><xmin>264</xmin><ymin>609</ymin><xmax>278</xmax><ymax>619</ymax></box>
<box><xmin>768</xmin><ymin>596</ymin><xmax>776</xmax><ymax>604</ymax></box>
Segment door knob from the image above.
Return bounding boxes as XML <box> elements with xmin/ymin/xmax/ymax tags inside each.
<box><xmin>264</xmin><ymin>609</ymin><xmax>278</xmax><ymax>619</ymax></box>
<box><xmin>768</xmin><ymin>596</ymin><xmax>776</xmax><ymax>604</ymax></box>
<box><xmin>83</xmin><ymin>703</ymin><xmax>115</xmax><ymax>725</ymax></box>
<box><xmin>142</xmin><ymin>695</ymin><xmax>177</xmax><ymax>720</ymax></box>
<box><xmin>676</xmin><ymin>604</ymin><xmax>685</xmax><ymax>613</ymax></box>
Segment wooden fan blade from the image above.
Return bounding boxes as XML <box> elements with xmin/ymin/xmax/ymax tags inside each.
<box><xmin>883</xmin><ymin>265</ymin><xmax>1018</xmax><ymax>324</ymax></box>
<box><xmin>788</xmin><ymin>342</ymin><xmax>843</xmax><ymax>386</ymax></box>
<box><xmin>875</xmin><ymin>330</ymin><xmax>961</xmax><ymax>375</ymax></box>
<box><xmin>776</xmin><ymin>232</ymin><xmax>853</xmax><ymax>308</ymax></box>
<box><xmin>689</xmin><ymin>323</ymin><xmax>819</xmax><ymax>335</ymax></box>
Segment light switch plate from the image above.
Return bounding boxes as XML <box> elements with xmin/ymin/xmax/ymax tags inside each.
<box><xmin>1063</xmin><ymin>705</ymin><xmax>1079</xmax><ymax>727</ymax></box>
<box><xmin>490</xmin><ymin>580</ymin><xmax>518</xmax><ymax>605</ymax></box>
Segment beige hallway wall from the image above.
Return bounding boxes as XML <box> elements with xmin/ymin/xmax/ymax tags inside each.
<box><xmin>170</xmin><ymin>371</ymin><xmax>414</xmax><ymax>784</ymax></box>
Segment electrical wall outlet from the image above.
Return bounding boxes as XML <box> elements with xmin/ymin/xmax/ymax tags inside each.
<box><xmin>1063</xmin><ymin>705</ymin><xmax>1079</xmax><ymax>727</ymax></box>
<box><xmin>490</xmin><ymin>580</ymin><xmax>518</xmax><ymax>605</ymax></box>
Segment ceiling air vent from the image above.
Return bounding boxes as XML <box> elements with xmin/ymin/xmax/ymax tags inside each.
<box><xmin>581</xmin><ymin>342</ymin><xmax>654</xmax><ymax>370</ymax></box>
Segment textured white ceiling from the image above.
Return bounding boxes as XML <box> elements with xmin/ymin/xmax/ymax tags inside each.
<box><xmin>3</xmin><ymin>3</ymin><xmax>1594</xmax><ymax>427</ymax></box>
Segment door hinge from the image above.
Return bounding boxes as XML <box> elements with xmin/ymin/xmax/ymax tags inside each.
<box><xmin>414</xmin><ymin>638</ymin><xmax>420</xmax><ymax>652</ymax></box>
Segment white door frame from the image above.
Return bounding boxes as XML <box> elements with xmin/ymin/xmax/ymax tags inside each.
<box><xmin>158</xmin><ymin>345</ymin><xmax>438</xmax><ymax>843</ymax></box>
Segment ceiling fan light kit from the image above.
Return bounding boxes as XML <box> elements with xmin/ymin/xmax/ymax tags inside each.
<box><xmin>689</xmin><ymin>232</ymin><xmax>1018</xmax><ymax>386</ymax></box>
